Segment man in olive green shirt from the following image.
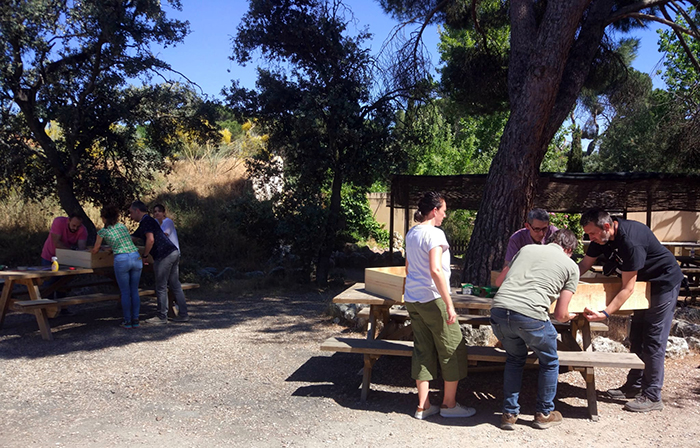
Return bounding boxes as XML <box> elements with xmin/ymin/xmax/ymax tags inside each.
<box><xmin>491</xmin><ymin>229</ymin><xmax>579</xmax><ymax>430</ymax></box>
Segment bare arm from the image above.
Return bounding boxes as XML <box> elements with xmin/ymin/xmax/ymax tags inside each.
<box><xmin>495</xmin><ymin>266</ymin><xmax>510</xmax><ymax>287</ymax></box>
<box><xmin>142</xmin><ymin>232</ymin><xmax>155</xmax><ymax>257</ymax></box>
<box><xmin>578</xmin><ymin>255</ymin><xmax>597</xmax><ymax>275</ymax></box>
<box><xmin>552</xmin><ymin>289</ymin><xmax>576</xmax><ymax>323</ymax></box>
<box><xmin>429</xmin><ymin>246</ymin><xmax>456</xmax><ymax>325</ymax></box>
<box><xmin>90</xmin><ymin>235</ymin><xmax>104</xmax><ymax>254</ymax></box>
<box><xmin>51</xmin><ymin>232</ymin><xmax>70</xmax><ymax>250</ymax></box>
<box><xmin>584</xmin><ymin>270</ymin><xmax>637</xmax><ymax>322</ymax></box>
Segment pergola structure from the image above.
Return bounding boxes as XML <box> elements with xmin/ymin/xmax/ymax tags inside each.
<box><xmin>389</xmin><ymin>172</ymin><xmax>700</xmax><ymax>251</ymax></box>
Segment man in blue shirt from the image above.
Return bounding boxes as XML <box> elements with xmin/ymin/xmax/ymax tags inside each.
<box><xmin>129</xmin><ymin>200</ymin><xmax>189</xmax><ymax>324</ymax></box>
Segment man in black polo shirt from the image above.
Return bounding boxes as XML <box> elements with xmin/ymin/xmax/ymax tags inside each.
<box><xmin>578</xmin><ymin>208</ymin><xmax>683</xmax><ymax>413</ymax></box>
<box><xmin>129</xmin><ymin>200</ymin><xmax>189</xmax><ymax>324</ymax></box>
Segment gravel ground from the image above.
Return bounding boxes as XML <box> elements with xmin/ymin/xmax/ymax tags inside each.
<box><xmin>1</xmin><ymin>284</ymin><xmax>699</xmax><ymax>448</ymax></box>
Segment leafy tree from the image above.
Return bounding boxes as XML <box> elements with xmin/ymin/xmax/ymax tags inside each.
<box><xmin>396</xmin><ymin>101</ymin><xmax>508</xmax><ymax>175</ymax></box>
<box><xmin>658</xmin><ymin>6</ymin><xmax>700</xmax><ymax>167</ymax></box>
<box><xmin>380</xmin><ymin>0</ymin><xmax>700</xmax><ymax>284</ymax></box>
<box><xmin>0</xmin><ymin>0</ymin><xmax>218</xmax><ymax>235</ymax></box>
<box><xmin>228</xmin><ymin>0</ymin><xmax>401</xmax><ymax>284</ymax></box>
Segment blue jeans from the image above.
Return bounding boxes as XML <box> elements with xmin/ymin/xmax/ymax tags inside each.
<box><xmin>113</xmin><ymin>252</ymin><xmax>143</xmax><ymax>322</ymax></box>
<box><xmin>490</xmin><ymin>308</ymin><xmax>559</xmax><ymax>415</ymax></box>
<box><xmin>153</xmin><ymin>250</ymin><xmax>187</xmax><ymax>320</ymax></box>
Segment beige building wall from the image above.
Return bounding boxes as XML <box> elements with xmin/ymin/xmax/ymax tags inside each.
<box><xmin>368</xmin><ymin>193</ymin><xmax>417</xmax><ymax>236</ymax></box>
<box><xmin>627</xmin><ymin>211</ymin><xmax>700</xmax><ymax>252</ymax></box>
<box><xmin>370</xmin><ymin>193</ymin><xmax>700</xmax><ymax>245</ymax></box>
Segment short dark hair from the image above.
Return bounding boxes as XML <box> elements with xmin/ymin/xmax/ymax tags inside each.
<box><xmin>414</xmin><ymin>191</ymin><xmax>444</xmax><ymax>223</ymax></box>
<box><xmin>580</xmin><ymin>208</ymin><xmax>613</xmax><ymax>229</ymax></box>
<box><xmin>130</xmin><ymin>200</ymin><xmax>148</xmax><ymax>213</ymax></box>
<box><xmin>527</xmin><ymin>208</ymin><xmax>550</xmax><ymax>224</ymax></box>
<box><xmin>547</xmin><ymin>228</ymin><xmax>578</xmax><ymax>252</ymax></box>
<box><xmin>100</xmin><ymin>205</ymin><xmax>120</xmax><ymax>227</ymax></box>
<box><xmin>68</xmin><ymin>212</ymin><xmax>83</xmax><ymax>221</ymax></box>
<box><xmin>153</xmin><ymin>203</ymin><xmax>166</xmax><ymax>213</ymax></box>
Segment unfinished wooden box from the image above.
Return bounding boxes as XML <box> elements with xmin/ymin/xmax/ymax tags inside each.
<box><xmin>365</xmin><ymin>267</ymin><xmax>406</xmax><ymax>302</ymax></box>
<box><xmin>55</xmin><ymin>248</ymin><xmax>114</xmax><ymax>268</ymax></box>
<box><xmin>550</xmin><ymin>275</ymin><xmax>650</xmax><ymax>314</ymax></box>
<box><xmin>55</xmin><ymin>247</ymin><xmax>150</xmax><ymax>268</ymax></box>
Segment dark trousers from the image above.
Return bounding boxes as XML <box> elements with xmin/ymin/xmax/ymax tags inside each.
<box><xmin>625</xmin><ymin>283</ymin><xmax>680</xmax><ymax>401</ymax></box>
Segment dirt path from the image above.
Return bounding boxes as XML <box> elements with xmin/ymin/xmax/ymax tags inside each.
<box><xmin>1</xmin><ymin>286</ymin><xmax>699</xmax><ymax>447</ymax></box>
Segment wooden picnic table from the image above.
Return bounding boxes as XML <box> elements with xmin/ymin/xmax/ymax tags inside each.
<box><xmin>0</xmin><ymin>265</ymin><xmax>199</xmax><ymax>340</ymax></box>
<box><xmin>327</xmin><ymin>282</ymin><xmax>645</xmax><ymax>420</ymax></box>
<box><xmin>0</xmin><ymin>267</ymin><xmax>95</xmax><ymax>340</ymax></box>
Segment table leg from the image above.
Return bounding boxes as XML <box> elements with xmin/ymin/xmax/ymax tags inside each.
<box><xmin>23</xmin><ymin>279</ymin><xmax>54</xmax><ymax>341</ymax></box>
<box><xmin>0</xmin><ymin>279</ymin><xmax>15</xmax><ymax>329</ymax></box>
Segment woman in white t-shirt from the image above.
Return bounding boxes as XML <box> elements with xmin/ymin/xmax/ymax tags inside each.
<box><xmin>404</xmin><ymin>192</ymin><xmax>475</xmax><ymax>420</ymax></box>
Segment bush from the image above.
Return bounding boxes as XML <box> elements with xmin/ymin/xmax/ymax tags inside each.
<box><xmin>340</xmin><ymin>185</ymin><xmax>390</xmax><ymax>248</ymax></box>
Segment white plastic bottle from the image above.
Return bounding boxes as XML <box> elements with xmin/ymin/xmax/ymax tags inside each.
<box><xmin>51</xmin><ymin>256</ymin><xmax>59</xmax><ymax>272</ymax></box>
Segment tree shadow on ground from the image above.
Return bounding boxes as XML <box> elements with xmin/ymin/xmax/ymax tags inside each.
<box><xmin>287</xmin><ymin>352</ymin><xmax>596</xmax><ymax>425</ymax></box>
<box><xmin>0</xmin><ymin>284</ymin><xmax>339</xmax><ymax>360</ymax></box>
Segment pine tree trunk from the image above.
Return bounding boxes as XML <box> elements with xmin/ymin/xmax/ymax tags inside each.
<box><xmin>462</xmin><ymin>0</ymin><xmax>611</xmax><ymax>285</ymax></box>
<box><xmin>56</xmin><ymin>172</ymin><xmax>96</xmax><ymax>242</ymax></box>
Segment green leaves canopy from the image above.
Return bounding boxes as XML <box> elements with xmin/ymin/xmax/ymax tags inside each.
<box><xmin>0</xmin><ymin>0</ymin><xmax>218</xmax><ymax>230</ymax></box>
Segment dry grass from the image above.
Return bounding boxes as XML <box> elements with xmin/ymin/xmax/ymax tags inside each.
<box><xmin>0</xmin><ymin>156</ymin><xmax>255</xmax><ymax>269</ymax></box>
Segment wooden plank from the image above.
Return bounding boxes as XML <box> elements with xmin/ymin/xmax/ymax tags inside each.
<box><xmin>320</xmin><ymin>337</ymin><xmax>414</xmax><ymax>357</ymax></box>
<box><xmin>54</xmin><ymin>289</ymin><xmax>156</xmax><ymax>306</ymax></box>
<box><xmin>551</xmin><ymin>277</ymin><xmax>650</xmax><ymax>313</ymax></box>
<box><xmin>333</xmin><ymin>283</ymin><xmax>396</xmax><ymax>306</ymax></box>
<box><xmin>12</xmin><ymin>299</ymin><xmax>58</xmax><ymax>311</ymax></box>
<box><xmin>320</xmin><ymin>337</ymin><xmax>644</xmax><ymax>369</ymax></box>
<box><xmin>0</xmin><ymin>267</ymin><xmax>94</xmax><ymax>280</ymax></box>
<box><xmin>56</xmin><ymin>248</ymin><xmax>115</xmax><ymax>268</ymax></box>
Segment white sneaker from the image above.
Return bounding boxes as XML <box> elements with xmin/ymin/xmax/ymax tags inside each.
<box><xmin>440</xmin><ymin>403</ymin><xmax>476</xmax><ymax>418</ymax></box>
<box><xmin>415</xmin><ymin>404</ymin><xmax>440</xmax><ymax>420</ymax></box>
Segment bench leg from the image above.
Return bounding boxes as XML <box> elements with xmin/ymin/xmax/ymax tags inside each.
<box><xmin>582</xmin><ymin>367</ymin><xmax>599</xmax><ymax>421</ymax></box>
<box><xmin>361</xmin><ymin>354</ymin><xmax>379</xmax><ymax>401</ymax></box>
<box><xmin>33</xmin><ymin>308</ymin><xmax>54</xmax><ymax>341</ymax></box>
<box><xmin>0</xmin><ymin>279</ymin><xmax>14</xmax><ymax>329</ymax></box>
<box><xmin>25</xmin><ymin>281</ymin><xmax>54</xmax><ymax>341</ymax></box>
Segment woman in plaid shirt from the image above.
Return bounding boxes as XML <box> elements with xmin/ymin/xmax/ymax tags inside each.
<box><xmin>92</xmin><ymin>205</ymin><xmax>143</xmax><ymax>328</ymax></box>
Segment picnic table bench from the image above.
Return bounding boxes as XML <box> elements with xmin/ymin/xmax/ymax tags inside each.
<box><xmin>323</xmin><ymin>282</ymin><xmax>644</xmax><ymax>421</ymax></box>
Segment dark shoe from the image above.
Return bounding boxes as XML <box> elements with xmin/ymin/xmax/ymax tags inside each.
<box><xmin>172</xmin><ymin>315</ymin><xmax>190</xmax><ymax>323</ymax></box>
<box><xmin>120</xmin><ymin>320</ymin><xmax>132</xmax><ymax>329</ymax></box>
<box><xmin>607</xmin><ymin>384</ymin><xmax>642</xmax><ymax>400</ymax></box>
<box><xmin>500</xmin><ymin>413</ymin><xmax>518</xmax><ymax>430</ymax></box>
<box><xmin>145</xmin><ymin>316</ymin><xmax>168</xmax><ymax>325</ymax></box>
<box><xmin>131</xmin><ymin>319</ymin><xmax>140</xmax><ymax>328</ymax></box>
<box><xmin>533</xmin><ymin>411</ymin><xmax>562</xmax><ymax>429</ymax></box>
<box><xmin>624</xmin><ymin>395</ymin><xmax>664</xmax><ymax>413</ymax></box>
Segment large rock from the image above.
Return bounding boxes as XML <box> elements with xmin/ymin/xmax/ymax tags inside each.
<box><xmin>687</xmin><ymin>337</ymin><xmax>700</xmax><ymax>352</ymax></box>
<box><xmin>460</xmin><ymin>324</ymin><xmax>493</xmax><ymax>346</ymax></box>
<box><xmin>671</xmin><ymin>319</ymin><xmax>700</xmax><ymax>339</ymax></box>
<box><xmin>665</xmin><ymin>336</ymin><xmax>690</xmax><ymax>358</ymax></box>
<box><xmin>592</xmin><ymin>336</ymin><xmax>628</xmax><ymax>353</ymax></box>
